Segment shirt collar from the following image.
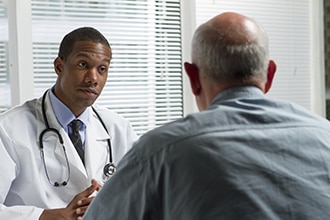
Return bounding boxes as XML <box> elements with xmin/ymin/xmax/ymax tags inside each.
<box><xmin>209</xmin><ymin>86</ymin><xmax>265</xmax><ymax>108</ymax></box>
<box><xmin>48</xmin><ymin>88</ymin><xmax>90</xmax><ymax>132</ymax></box>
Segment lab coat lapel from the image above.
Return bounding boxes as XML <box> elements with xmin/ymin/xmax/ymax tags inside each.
<box><xmin>36</xmin><ymin>91</ymin><xmax>48</xmax><ymax>146</ymax></box>
<box><xmin>35</xmin><ymin>90</ymin><xmax>88</xmax><ymax>181</ymax></box>
<box><xmin>59</xmin><ymin>129</ymin><xmax>87</xmax><ymax>176</ymax></box>
<box><xmin>84</xmin><ymin>110</ymin><xmax>111</xmax><ymax>181</ymax></box>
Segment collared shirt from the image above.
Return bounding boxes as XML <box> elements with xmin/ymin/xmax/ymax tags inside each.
<box><xmin>49</xmin><ymin>89</ymin><xmax>89</xmax><ymax>146</ymax></box>
<box><xmin>84</xmin><ymin>86</ymin><xmax>330</xmax><ymax>220</ymax></box>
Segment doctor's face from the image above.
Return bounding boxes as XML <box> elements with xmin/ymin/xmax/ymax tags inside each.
<box><xmin>53</xmin><ymin>40</ymin><xmax>111</xmax><ymax>116</ymax></box>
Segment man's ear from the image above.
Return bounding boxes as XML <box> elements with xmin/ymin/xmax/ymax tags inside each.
<box><xmin>264</xmin><ymin>60</ymin><xmax>277</xmax><ymax>93</ymax></box>
<box><xmin>54</xmin><ymin>57</ymin><xmax>63</xmax><ymax>75</ymax></box>
<box><xmin>184</xmin><ymin>62</ymin><xmax>201</xmax><ymax>96</ymax></box>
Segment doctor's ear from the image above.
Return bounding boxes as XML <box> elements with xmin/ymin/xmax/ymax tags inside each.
<box><xmin>54</xmin><ymin>57</ymin><xmax>63</xmax><ymax>74</ymax></box>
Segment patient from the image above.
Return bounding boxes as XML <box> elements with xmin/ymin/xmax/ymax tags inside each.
<box><xmin>83</xmin><ymin>11</ymin><xmax>330</xmax><ymax>220</ymax></box>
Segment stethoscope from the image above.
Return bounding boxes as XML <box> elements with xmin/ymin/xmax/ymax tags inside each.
<box><xmin>39</xmin><ymin>90</ymin><xmax>116</xmax><ymax>187</ymax></box>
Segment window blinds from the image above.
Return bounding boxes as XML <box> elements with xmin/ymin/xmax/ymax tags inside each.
<box><xmin>31</xmin><ymin>0</ymin><xmax>183</xmax><ymax>136</ymax></box>
<box><xmin>0</xmin><ymin>0</ymin><xmax>9</xmax><ymax>112</ymax></box>
<box><xmin>195</xmin><ymin>0</ymin><xmax>311</xmax><ymax>110</ymax></box>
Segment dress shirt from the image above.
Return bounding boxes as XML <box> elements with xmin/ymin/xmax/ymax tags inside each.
<box><xmin>84</xmin><ymin>86</ymin><xmax>330</xmax><ymax>220</ymax></box>
<box><xmin>49</xmin><ymin>89</ymin><xmax>88</xmax><ymax>146</ymax></box>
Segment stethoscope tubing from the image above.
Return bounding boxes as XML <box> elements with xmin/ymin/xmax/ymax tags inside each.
<box><xmin>39</xmin><ymin>90</ymin><xmax>115</xmax><ymax>186</ymax></box>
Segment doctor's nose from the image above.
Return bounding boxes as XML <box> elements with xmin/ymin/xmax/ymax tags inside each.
<box><xmin>85</xmin><ymin>68</ymin><xmax>98</xmax><ymax>86</ymax></box>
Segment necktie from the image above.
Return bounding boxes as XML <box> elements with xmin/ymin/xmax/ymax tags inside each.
<box><xmin>69</xmin><ymin>119</ymin><xmax>84</xmax><ymax>164</ymax></box>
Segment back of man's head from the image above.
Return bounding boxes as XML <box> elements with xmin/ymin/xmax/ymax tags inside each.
<box><xmin>192</xmin><ymin>12</ymin><xmax>269</xmax><ymax>86</ymax></box>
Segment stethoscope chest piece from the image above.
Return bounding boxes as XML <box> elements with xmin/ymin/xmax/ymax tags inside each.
<box><xmin>103</xmin><ymin>162</ymin><xmax>116</xmax><ymax>181</ymax></box>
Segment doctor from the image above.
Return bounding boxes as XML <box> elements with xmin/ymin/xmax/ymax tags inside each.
<box><xmin>0</xmin><ymin>27</ymin><xmax>137</xmax><ymax>220</ymax></box>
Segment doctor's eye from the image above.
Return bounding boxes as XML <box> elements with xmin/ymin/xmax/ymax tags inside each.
<box><xmin>78</xmin><ymin>61</ymin><xmax>88</xmax><ymax>69</ymax></box>
<box><xmin>98</xmin><ymin>66</ymin><xmax>108</xmax><ymax>74</ymax></box>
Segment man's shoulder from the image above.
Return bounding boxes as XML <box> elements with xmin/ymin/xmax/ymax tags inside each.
<box><xmin>0</xmin><ymin>98</ymin><xmax>39</xmax><ymax>121</ymax></box>
<box><xmin>132</xmin><ymin>116</ymin><xmax>194</xmax><ymax>154</ymax></box>
<box><xmin>266</xmin><ymin>99</ymin><xmax>330</xmax><ymax>127</ymax></box>
<box><xmin>91</xmin><ymin>104</ymin><xmax>131</xmax><ymax>126</ymax></box>
<box><xmin>92</xmin><ymin>104</ymin><xmax>122</xmax><ymax>117</ymax></box>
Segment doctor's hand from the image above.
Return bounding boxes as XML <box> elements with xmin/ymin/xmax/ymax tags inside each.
<box><xmin>39</xmin><ymin>179</ymin><xmax>101</xmax><ymax>220</ymax></box>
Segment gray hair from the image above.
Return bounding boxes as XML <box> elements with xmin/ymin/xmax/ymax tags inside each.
<box><xmin>191</xmin><ymin>21</ymin><xmax>269</xmax><ymax>84</ymax></box>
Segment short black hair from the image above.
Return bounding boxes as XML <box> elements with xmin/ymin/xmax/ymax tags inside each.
<box><xmin>58</xmin><ymin>27</ymin><xmax>111</xmax><ymax>60</ymax></box>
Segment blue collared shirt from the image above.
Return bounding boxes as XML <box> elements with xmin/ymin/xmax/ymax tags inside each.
<box><xmin>48</xmin><ymin>89</ymin><xmax>89</xmax><ymax>147</ymax></box>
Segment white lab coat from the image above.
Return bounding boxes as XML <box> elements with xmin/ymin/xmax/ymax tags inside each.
<box><xmin>0</xmin><ymin>90</ymin><xmax>138</xmax><ymax>219</ymax></box>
